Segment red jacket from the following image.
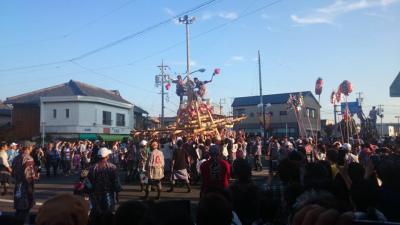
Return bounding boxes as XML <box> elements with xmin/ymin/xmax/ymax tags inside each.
<box><xmin>200</xmin><ymin>158</ymin><xmax>231</xmax><ymax>192</ymax></box>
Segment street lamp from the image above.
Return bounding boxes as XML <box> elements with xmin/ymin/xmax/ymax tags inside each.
<box><xmin>191</xmin><ymin>68</ymin><xmax>206</xmax><ymax>74</ymax></box>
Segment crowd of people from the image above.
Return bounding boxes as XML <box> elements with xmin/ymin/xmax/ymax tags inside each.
<box><xmin>1</xmin><ymin>131</ymin><xmax>400</xmax><ymax>225</ymax></box>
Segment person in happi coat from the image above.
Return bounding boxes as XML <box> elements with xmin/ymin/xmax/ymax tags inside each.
<box><xmin>12</xmin><ymin>141</ymin><xmax>39</xmax><ymax>224</ymax></box>
<box><xmin>87</xmin><ymin>147</ymin><xmax>122</xmax><ymax>219</ymax></box>
<box><xmin>144</xmin><ymin>141</ymin><xmax>165</xmax><ymax>200</ymax></box>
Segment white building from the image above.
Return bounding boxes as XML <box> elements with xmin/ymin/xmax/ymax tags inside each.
<box><xmin>5</xmin><ymin>80</ymin><xmax>135</xmax><ymax>141</ymax></box>
<box><xmin>40</xmin><ymin>95</ymin><xmax>134</xmax><ymax>140</ymax></box>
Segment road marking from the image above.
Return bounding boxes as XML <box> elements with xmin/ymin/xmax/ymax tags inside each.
<box><xmin>0</xmin><ymin>199</ymin><xmax>43</xmax><ymax>206</ymax></box>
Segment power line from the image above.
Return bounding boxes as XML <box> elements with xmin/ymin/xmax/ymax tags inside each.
<box><xmin>74</xmin><ymin>0</ymin><xmax>285</xmax><ymax>72</ymax></box>
<box><xmin>0</xmin><ymin>0</ymin><xmax>220</xmax><ymax>73</ymax></box>
<box><xmin>69</xmin><ymin>61</ymin><xmax>157</xmax><ymax>95</ymax></box>
<box><xmin>1</xmin><ymin>0</ymin><xmax>138</xmax><ymax>48</ymax></box>
<box><xmin>69</xmin><ymin>0</ymin><xmax>220</xmax><ymax>61</ymax></box>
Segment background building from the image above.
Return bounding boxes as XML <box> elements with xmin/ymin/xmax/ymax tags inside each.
<box><xmin>5</xmin><ymin>80</ymin><xmax>138</xmax><ymax>141</ymax></box>
<box><xmin>376</xmin><ymin>123</ymin><xmax>400</xmax><ymax>137</ymax></box>
<box><xmin>134</xmin><ymin>105</ymin><xmax>149</xmax><ymax>130</ymax></box>
<box><xmin>232</xmin><ymin>91</ymin><xmax>321</xmax><ymax>138</ymax></box>
<box><xmin>0</xmin><ymin>101</ymin><xmax>11</xmax><ymax>129</ymax></box>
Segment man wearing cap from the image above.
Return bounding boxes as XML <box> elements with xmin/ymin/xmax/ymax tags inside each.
<box><xmin>7</xmin><ymin>142</ymin><xmax>19</xmax><ymax>166</ymax></box>
<box><xmin>200</xmin><ymin>145</ymin><xmax>231</xmax><ymax>195</ymax></box>
<box><xmin>342</xmin><ymin>143</ymin><xmax>358</xmax><ymax>164</ymax></box>
<box><xmin>11</xmin><ymin>141</ymin><xmax>39</xmax><ymax>224</ymax></box>
<box><xmin>87</xmin><ymin>147</ymin><xmax>122</xmax><ymax>218</ymax></box>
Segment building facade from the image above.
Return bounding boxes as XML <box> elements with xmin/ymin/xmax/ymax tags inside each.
<box><xmin>5</xmin><ymin>80</ymin><xmax>136</xmax><ymax>141</ymax></box>
<box><xmin>134</xmin><ymin>105</ymin><xmax>149</xmax><ymax>130</ymax></box>
<box><xmin>232</xmin><ymin>91</ymin><xmax>321</xmax><ymax>138</ymax></box>
<box><xmin>0</xmin><ymin>102</ymin><xmax>11</xmax><ymax>129</ymax></box>
<box><xmin>40</xmin><ymin>96</ymin><xmax>133</xmax><ymax>140</ymax></box>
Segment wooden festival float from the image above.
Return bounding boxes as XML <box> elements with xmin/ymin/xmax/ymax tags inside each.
<box><xmin>131</xmin><ymin>69</ymin><xmax>247</xmax><ymax>138</ymax></box>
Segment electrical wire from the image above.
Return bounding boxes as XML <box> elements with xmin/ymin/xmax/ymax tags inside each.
<box><xmin>0</xmin><ymin>0</ymin><xmax>138</xmax><ymax>48</ymax></box>
<box><xmin>0</xmin><ymin>0</ymin><xmax>220</xmax><ymax>73</ymax></box>
<box><xmin>69</xmin><ymin>61</ymin><xmax>158</xmax><ymax>95</ymax></box>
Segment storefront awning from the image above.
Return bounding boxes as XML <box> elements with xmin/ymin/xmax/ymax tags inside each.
<box><xmin>79</xmin><ymin>133</ymin><xmax>98</xmax><ymax>140</ymax></box>
<box><xmin>99</xmin><ymin>134</ymin><xmax>130</xmax><ymax>142</ymax></box>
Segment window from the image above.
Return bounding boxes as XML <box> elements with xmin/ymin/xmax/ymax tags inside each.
<box><xmin>116</xmin><ymin>113</ymin><xmax>125</xmax><ymax>126</ymax></box>
<box><xmin>279</xmin><ymin>111</ymin><xmax>288</xmax><ymax>116</ymax></box>
<box><xmin>66</xmin><ymin>109</ymin><xmax>70</xmax><ymax>118</ymax></box>
<box><xmin>312</xmin><ymin>109</ymin><xmax>316</xmax><ymax>118</ymax></box>
<box><xmin>103</xmin><ymin>111</ymin><xmax>112</xmax><ymax>125</ymax></box>
<box><xmin>53</xmin><ymin>109</ymin><xmax>57</xmax><ymax>119</ymax></box>
<box><xmin>249</xmin><ymin>112</ymin><xmax>254</xmax><ymax>118</ymax></box>
<box><xmin>306</xmin><ymin>108</ymin><xmax>316</xmax><ymax>118</ymax></box>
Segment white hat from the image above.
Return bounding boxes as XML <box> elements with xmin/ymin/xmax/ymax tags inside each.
<box><xmin>140</xmin><ymin>140</ymin><xmax>148</xmax><ymax>146</ymax></box>
<box><xmin>10</xmin><ymin>142</ymin><xmax>18</xmax><ymax>146</ymax></box>
<box><xmin>98</xmin><ymin>147</ymin><xmax>112</xmax><ymax>158</ymax></box>
<box><xmin>342</xmin><ymin>143</ymin><xmax>352</xmax><ymax>151</ymax></box>
<box><xmin>333</xmin><ymin>141</ymin><xmax>342</xmax><ymax>147</ymax></box>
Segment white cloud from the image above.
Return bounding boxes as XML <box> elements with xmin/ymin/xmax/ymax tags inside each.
<box><xmin>198</xmin><ymin>11</ymin><xmax>239</xmax><ymax>21</ymax></box>
<box><xmin>291</xmin><ymin>0</ymin><xmax>398</xmax><ymax>25</ymax></box>
<box><xmin>218</xmin><ymin>11</ymin><xmax>239</xmax><ymax>20</ymax></box>
<box><xmin>190</xmin><ymin>60</ymin><xmax>197</xmax><ymax>66</ymax></box>
<box><xmin>261</xmin><ymin>13</ymin><xmax>270</xmax><ymax>19</ymax></box>
<box><xmin>224</xmin><ymin>56</ymin><xmax>246</xmax><ymax>66</ymax></box>
<box><xmin>290</xmin><ymin>15</ymin><xmax>333</xmax><ymax>25</ymax></box>
<box><xmin>170</xmin><ymin>60</ymin><xmax>197</xmax><ymax>67</ymax></box>
<box><xmin>201</xmin><ymin>12</ymin><xmax>213</xmax><ymax>20</ymax></box>
<box><xmin>231</xmin><ymin>56</ymin><xmax>245</xmax><ymax>61</ymax></box>
<box><xmin>164</xmin><ymin>7</ymin><xmax>175</xmax><ymax>17</ymax></box>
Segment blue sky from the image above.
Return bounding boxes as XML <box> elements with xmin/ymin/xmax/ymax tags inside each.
<box><xmin>1</xmin><ymin>0</ymin><xmax>399</xmax><ymax>122</ymax></box>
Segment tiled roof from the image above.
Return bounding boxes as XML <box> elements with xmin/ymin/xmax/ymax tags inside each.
<box><xmin>5</xmin><ymin>80</ymin><xmax>132</xmax><ymax>105</ymax></box>
<box><xmin>231</xmin><ymin>91</ymin><xmax>319</xmax><ymax>107</ymax></box>
<box><xmin>134</xmin><ymin>105</ymin><xmax>148</xmax><ymax>115</ymax></box>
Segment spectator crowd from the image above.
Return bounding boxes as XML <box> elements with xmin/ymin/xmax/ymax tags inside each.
<box><xmin>1</xmin><ymin>132</ymin><xmax>400</xmax><ymax>225</ymax></box>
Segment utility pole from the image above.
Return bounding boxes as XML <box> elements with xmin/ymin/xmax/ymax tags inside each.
<box><xmin>356</xmin><ymin>92</ymin><xmax>363</xmax><ymax>106</ymax></box>
<box><xmin>155</xmin><ymin>61</ymin><xmax>169</xmax><ymax>128</ymax></box>
<box><xmin>219</xmin><ymin>98</ymin><xmax>226</xmax><ymax>115</ymax></box>
<box><xmin>258</xmin><ymin>50</ymin><xmax>266</xmax><ymax>139</ymax></box>
<box><xmin>257</xmin><ymin>50</ymin><xmax>270</xmax><ymax>171</ymax></box>
<box><xmin>333</xmin><ymin>104</ymin><xmax>338</xmax><ymax>126</ymax></box>
<box><xmin>378</xmin><ymin>105</ymin><xmax>384</xmax><ymax>137</ymax></box>
<box><xmin>179</xmin><ymin>15</ymin><xmax>195</xmax><ymax>102</ymax></box>
<box><xmin>395</xmin><ymin>116</ymin><xmax>400</xmax><ymax>136</ymax></box>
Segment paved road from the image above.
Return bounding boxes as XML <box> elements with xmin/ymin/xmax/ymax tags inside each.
<box><xmin>0</xmin><ymin>169</ymin><xmax>269</xmax><ymax>214</ymax></box>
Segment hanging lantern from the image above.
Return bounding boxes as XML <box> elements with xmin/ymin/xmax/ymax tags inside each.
<box><xmin>213</xmin><ymin>68</ymin><xmax>221</xmax><ymax>75</ymax></box>
<box><xmin>330</xmin><ymin>91</ymin><xmax>336</xmax><ymax>104</ymax></box>
<box><xmin>340</xmin><ymin>80</ymin><xmax>353</xmax><ymax>96</ymax></box>
<box><xmin>315</xmin><ymin>77</ymin><xmax>323</xmax><ymax>95</ymax></box>
<box><xmin>165</xmin><ymin>82</ymin><xmax>171</xmax><ymax>90</ymax></box>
